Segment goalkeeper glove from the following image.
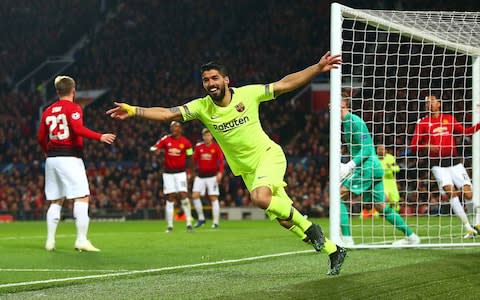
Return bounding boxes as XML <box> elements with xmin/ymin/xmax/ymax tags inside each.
<box><xmin>340</xmin><ymin>160</ymin><xmax>356</xmax><ymax>181</ymax></box>
<box><xmin>120</xmin><ymin>103</ymin><xmax>137</xmax><ymax>117</ymax></box>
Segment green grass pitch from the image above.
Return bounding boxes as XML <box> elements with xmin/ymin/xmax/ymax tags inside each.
<box><xmin>1</xmin><ymin>218</ymin><xmax>480</xmax><ymax>299</ymax></box>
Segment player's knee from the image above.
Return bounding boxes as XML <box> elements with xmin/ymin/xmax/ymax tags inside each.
<box><xmin>277</xmin><ymin>218</ymin><xmax>293</xmax><ymax>229</ymax></box>
<box><xmin>51</xmin><ymin>199</ymin><xmax>64</xmax><ymax>206</ymax></box>
<box><xmin>463</xmin><ymin>191</ymin><xmax>473</xmax><ymax>200</ymax></box>
<box><xmin>73</xmin><ymin>196</ymin><xmax>89</xmax><ymax>203</ymax></box>
<box><xmin>442</xmin><ymin>185</ymin><xmax>455</xmax><ymax>198</ymax></box>
<box><xmin>251</xmin><ymin>187</ymin><xmax>272</xmax><ymax>209</ymax></box>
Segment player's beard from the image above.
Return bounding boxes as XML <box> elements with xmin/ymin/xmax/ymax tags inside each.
<box><xmin>209</xmin><ymin>85</ymin><xmax>226</xmax><ymax>103</ymax></box>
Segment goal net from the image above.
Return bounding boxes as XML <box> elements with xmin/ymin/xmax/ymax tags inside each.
<box><xmin>329</xmin><ymin>3</ymin><xmax>480</xmax><ymax>248</ymax></box>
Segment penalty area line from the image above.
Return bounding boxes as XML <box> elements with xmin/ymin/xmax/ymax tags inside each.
<box><xmin>0</xmin><ymin>249</ymin><xmax>314</xmax><ymax>289</ymax></box>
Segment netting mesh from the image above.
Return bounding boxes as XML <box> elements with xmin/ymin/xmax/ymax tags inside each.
<box><xmin>339</xmin><ymin>9</ymin><xmax>480</xmax><ymax>246</ymax></box>
<box><xmin>360</xmin><ymin>10</ymin><xmax>480</xmax><ymax>50</ymax></box>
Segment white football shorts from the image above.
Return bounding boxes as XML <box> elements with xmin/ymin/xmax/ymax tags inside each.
<box><xmin>44</xmin><ymin>157</ymin><xmax>90</xmax><ymax>200</ymax></box>
<box><xmin>192</xmin><ymin>176</ymin><xmax>219</xmax><ymax>196</ymax></box>
<box><xmin>163</xmin><ymin>172</ymin><xmax>188</xmax><ymax>194</ymax></box>
<box><xmin>432</xmin><ymin>163</ymin><xmax>472</xmax><ymax>193</ymax></box>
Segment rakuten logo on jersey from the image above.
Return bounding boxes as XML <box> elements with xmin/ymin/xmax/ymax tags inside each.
<box><xmin>212</xmin><ymin>116</ymin><xmax>249</xmax><ymax>132</ymax></box>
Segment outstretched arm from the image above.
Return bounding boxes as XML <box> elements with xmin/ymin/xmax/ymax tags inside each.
<box><xmin>453</xmin><ymin>118</ymin><xmax>480</xmax><ymax>135</ymax></box>
<box><xmin>106</xmin><ymin>102</ymin><xmax>183</xmax><ymax>122</ymax></box>
<box><xmin>272</xmin><ymin>51</ymin><xmax>342</xmax><ymax>97</ymax></box>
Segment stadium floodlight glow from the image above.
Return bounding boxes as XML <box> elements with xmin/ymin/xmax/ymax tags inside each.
<box><xmin>330</xmin><ymin>3</ymin><xmax>480</xmax><ymax>248</ymax></box>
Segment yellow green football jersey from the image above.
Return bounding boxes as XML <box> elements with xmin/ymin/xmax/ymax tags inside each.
<box><xmin>179</xmin><ymin>84</ymin><xmax>277</xmax><ymax>176</ymax></box>
<box><xmin>380</xmin><ymin>153</ymin><xmax>400</xmax><ymax>180</ymax></box>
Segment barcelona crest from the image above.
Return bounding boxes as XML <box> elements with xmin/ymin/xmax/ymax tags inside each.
<box><xmin>235</xmin><ymin>102</ymin><xmax>245</xmax><ymax>112</ymax></box>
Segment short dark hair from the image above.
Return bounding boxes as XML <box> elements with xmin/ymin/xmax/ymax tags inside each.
<box><xmin>425</xmin><ymin>95</ymin><xmax>440</xmax><ymax>101</ymax></box>
<box><xmin>170</xmin><ymin>120</ymin><xmax>181</xmax><ymax>127</ymax></box>
<box><xmin>200</xmin><ymin>61</ymin><xmax>228</xmax><ymax>76</ymax></box>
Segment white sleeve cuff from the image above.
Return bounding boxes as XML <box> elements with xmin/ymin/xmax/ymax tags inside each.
<box><xmin>346</xmin><ymin>160</ymin><xmax>356</xmax><ymax>169</ymax></box>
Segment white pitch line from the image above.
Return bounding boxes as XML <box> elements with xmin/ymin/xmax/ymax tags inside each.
<box><xmin>0</xmin><ymin>232</ymin><xmax>162</xmax><ymax>241</ymax></box>
<box><xmin>0</xmin><ymin>249</ymin><xmax>314</xmax><ymax>289</ymax></box>
<box><xmin>0</xmin><ymin>234</ymin><xmax>75</xmax><ymax>241</ymax></box>
<box><xmin>0</xmin><ymin>269</ymin><xmax>129</xmax><ymax>273</ymax></box>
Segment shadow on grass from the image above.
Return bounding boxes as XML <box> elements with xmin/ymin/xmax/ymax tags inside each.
<box><xmin>223</xmin><ymin>252</ymin><xmax>480</xmax><ymax>300</ymax></box>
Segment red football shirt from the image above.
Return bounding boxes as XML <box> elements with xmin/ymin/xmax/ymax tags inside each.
<box><xmin>153</xmin><ymin>135</ymin><xmax>193</xmax><ymax>172</ymax></box>
<box><xmin>37</xmin><ymin>99</ymin><xmax>101</xmax><ymax>157</ymax></box>
<box><xmin>411</xmin><ymin>113</ymin><xmax>480</xmax><ymax>158</ymax></box>
<box><xmin>193</xmin><ymin>142</ymin><xmax>225</xmax><ymax>177</ymax></box>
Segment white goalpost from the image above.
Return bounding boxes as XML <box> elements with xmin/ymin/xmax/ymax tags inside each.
<box><xmin>330</xmin><ymin>3</ymin><xmax>480</xmax><ymax>248</ymax></box>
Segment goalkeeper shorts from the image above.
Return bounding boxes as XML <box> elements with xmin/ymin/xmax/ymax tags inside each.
<box><xmin>343</xmin><ymin>174</ymin><xmax>385</xmax><ymax>203</ymax></box>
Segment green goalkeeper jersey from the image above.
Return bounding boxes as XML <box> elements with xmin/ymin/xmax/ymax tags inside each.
<box><xmin>179</xmin><ymin>84</ymin><xmax>277</xmax><ymax>176</ymax></box>
<box><xmin>342</xmin><ymin>112</ymin><xmax>383</xmax><ymax>178</ymax></box>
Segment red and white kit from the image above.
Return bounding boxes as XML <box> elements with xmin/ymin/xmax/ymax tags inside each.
<box><xmin>192</xmin><ymin>141</ymin><xmax>224</xmax><ymax>196</ymax></box>
<box><xmin>37</xmin><ymin>100</ymin><xmax>101</xmax><ymax>200</ymax></box>
<box><xmin>411</xmin><ymin>113</ymin><xmax>480</xmax><ymax>190</ymax></box>
<box><xmin>153</xmin><ymin>135</ymin><xmax>193</xmax><ymax>194</ymax></box>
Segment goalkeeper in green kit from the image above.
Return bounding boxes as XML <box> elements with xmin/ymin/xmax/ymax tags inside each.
<box><xmin>107</xmin><ymin>52</ymin><xmax>347</xmax><ymax>275</ymax></box>
<box><xmin>339</xmin><ymin>96</ymin><xmax>420</xmax><ymax>247</ymax></box>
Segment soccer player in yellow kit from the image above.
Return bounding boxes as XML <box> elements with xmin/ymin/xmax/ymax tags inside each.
<box><xmin>376</xmin><ymin>145</ymin><xmax>401</xmax><ymax>212</ymax></box>
<box><xmin>107</xmin><ymin>52</ymin><xmax>347</xmax><ymax>275</ymax></box>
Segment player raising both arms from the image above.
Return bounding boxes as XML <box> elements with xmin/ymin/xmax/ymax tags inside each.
<box><xmin>192</xmin><ymin>128</ymin><xmax>224</xmax><ymax>229</ymax></box>
<box><xmin>107</xmin><ymin>52</ymin><xmax>347</xmax><ymax>275</ymax></box>
<box><xmin>37</xmin><ymin>76</ymin><xmax>116</xmax><ymax>252</ymax></box>
<box><xmin>150</xmin><ymin>121</ymin><xmax>194</xmax><ymax>232</ymax></box>
<box><xmin>410</xmin><ymin>95</ymin><xmax>480</xmax><ymax>238</ymax></box>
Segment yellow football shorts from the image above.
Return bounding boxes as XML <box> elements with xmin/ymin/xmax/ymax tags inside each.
<box><xmin>241</xmin><ymin>143</ymin><xmax>288</xmax><ymax>193</ymax></box>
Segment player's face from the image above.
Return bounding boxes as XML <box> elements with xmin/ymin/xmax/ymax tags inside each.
<box><xmin>376</xmin><ymin>145</ymin><xmax>385</xmax><ymax>156</ymax></box>
<box><xmin>426</xmin><ymin>96</ymin><xmax>441</xmax><ymax>113</ymax></box>
<box><xmin>202</xmin><ymin>69</ymin><xmax>229</xmax><ymax>102</ymax></box>
<box><xmin>170</xmin><ymin>123</ymin><xmax>182</xmax><ymax>136</ymax></box>
<box><xmin>203</xmin><ymin>131</ymin><xmax>213</xmax><ymax>144</ymax></box>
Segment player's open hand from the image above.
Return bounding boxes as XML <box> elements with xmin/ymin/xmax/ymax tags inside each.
<box><xmin>101</xmin><ymin>133</ymin><xmax>117</xmax><ymax>144</ymax></box>
<box><xmin>106</xmin><ymin>102</ymin><xmax>136</xmax><ymax>119</ymax></box>
<box><xmin>318</xmin><ymin>51</ymin><xmax>342</xmax><ymax>73</ymax></box>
